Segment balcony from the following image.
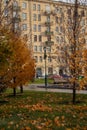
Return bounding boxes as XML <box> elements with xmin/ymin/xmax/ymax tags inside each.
<box><xmin>42</xmin><ymin>10</ymin><xmax>57</xmax><ymax>16</ymax></box>
<box><xmin>12</xmin><ymin>16</ymin><xmax>21</xmax><ymax>23</ymax></box>
<box><xmin>42</xmin><ymin>10</ymin><xmax>54</xmax><ymax>16</ymax></box>
<box><xmin>45</xmin><ymin>41</ymin><xmax>54</xmax><ymax>46</ymax></box>
<box><xmin>44</xmin><ymin>21</ymin><xmax>53</xmax><ymax>26</ymax></box>
<box><xmin>51</xmin><ymin>10</ymin><xmax>57</xmax><ymax>16</ymax></box>
<box><xmin>12</xmin><ymin>6</ymin><xmax>21</xmax><ymax>11</ymax></box>
<box><xmin>45</xmin><ymin>31</ymin><xmax>53</xmax><ymax>36</ymax></box>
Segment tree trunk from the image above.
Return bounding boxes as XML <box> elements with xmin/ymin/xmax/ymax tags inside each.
<box><xmin>20</xmin><ymin>84</ymin><xmax>23</xmax><ymax>93</ymax></box>
<box><xmin>72</xmin><ymin>0</ymin><xmax>78</xmax><ymax>104</ymax></box>
<box><xmin>13</xmin><ymin>77</ymin><xmax>16</xmax><ymax>96</ymax></box>
<box><xmin>72</xmin><ymin>82</ymin><xmax>76</xmax><ymax>104</ymax></box>
<box><xmin>13</xmin><ymin>87</ymin><xmax>16</xmax><ymax>96</ymax></box>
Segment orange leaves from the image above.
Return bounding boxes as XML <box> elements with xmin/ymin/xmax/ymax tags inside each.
<box><xmin>54</xmin><ymin>116</ymin><xmax>60</xmax><ymax>126</ymax></box>
<box><xmin>21</xmin><ymin>126</ymin><xmax>31</xmax><ymax>130</ymax></box>
<box><xmin>32</xmin><ymin>103</ymin><xmax>52</xmax><ymax>112</ymax></box>
<box><xmin>54</xmin><ymin>116</ymin><xmax>65</xmax><ymax>127</ymax></box>
<box><xmin>20</xmin><ymin>103</ymin><xmax>52</xmax><ymax>112</ymax></box>
<box><xmin>0</xmin><ymin>26</ymin><xmax>35</xmax><ymax>90</ymax></box>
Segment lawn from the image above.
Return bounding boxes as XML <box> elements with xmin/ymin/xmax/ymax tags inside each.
<box><xmin>0</xmin><ymin>90</ymin><xmax>87</xmax><ymax>130</ymax></box>
<box><xmin>30</xmin><ymin>78</ymin><xmax>54</xmax><ymax>84</ymax></box>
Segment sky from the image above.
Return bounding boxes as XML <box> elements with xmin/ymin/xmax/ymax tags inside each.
<box><xmin>54</xmin><ymin>0</ymin><xmax>74</xmax><ymax>3</ymax></box>
<box><xmin>54</xmin><ymin>0</ymin><xmax>87</xmax><ymax>4</ymax></box>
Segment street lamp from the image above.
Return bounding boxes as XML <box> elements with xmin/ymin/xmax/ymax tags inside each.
<box><xmin>44</xmin><ymin>46</ymin><xmax>47</xmax><ymax>89</ymax></box>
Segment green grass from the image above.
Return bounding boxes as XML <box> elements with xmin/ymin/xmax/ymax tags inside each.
<box><xmin>30</xmin><ymin>78</ymin><xmax>53</xmax><ymax>84</ymax></box>
<box><xmin>0</xmin><ymin>90</ymin><xmax>87</xmax><ymax>130</ymax></box>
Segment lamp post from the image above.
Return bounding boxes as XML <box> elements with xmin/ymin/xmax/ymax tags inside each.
<box><xmin>44</xmin><ymin>46</ymin><xmax>47</xmax><ymax>89</ymax></box>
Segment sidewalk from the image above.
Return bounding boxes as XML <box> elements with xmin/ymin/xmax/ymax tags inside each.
<box><xmin>24</xmin><ymin>84</ymin><xmax>87</xmax><ymax>94</ymax></box>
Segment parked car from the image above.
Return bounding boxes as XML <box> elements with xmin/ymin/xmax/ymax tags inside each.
<box><xmin>61</xmin><ymin>74</ymin><xmax>71</xmax><ymax>79</ymax></box>
<box><xmin>48</xmin><ymin>74</ymin><xmax>62</xmax><ymax>79</ymax></box>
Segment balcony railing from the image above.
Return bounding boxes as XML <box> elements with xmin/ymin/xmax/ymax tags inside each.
<box><xmin>12</xmin><ymin>16</ymin><xmax>21</xmax><ymax>22</ymax></box>
<box><xmin>45</xmin><ymin>41</ymin><xmax>54</xmax><ymax>46</ymax></box>
<box><xmin>44</xmin><ymin>10</ymin><xmax>51</xmax><ymax>15</ymax></box>
<box><xmin>12</xmin><ymin>6</ymin><xmax>21</xmax><ymax>11</ymax></box>
<box><xmin>42</xmin><ymin>10</ymin><xmax>57</xmax><ymax>16</ymax></box>
<box><xmin>45</xmin><ymin>31</ymin><xmax>53</xmax><ymax>35</ymax></box>
<box><xmin>51</xmin><ymin>10</ymin><xmax>57</xmax><ymax>15</ymax></box>
<box><xmin>44</xmin><ymin>21</ymin><xmax>53</xmax><ymax>26</ymax></box>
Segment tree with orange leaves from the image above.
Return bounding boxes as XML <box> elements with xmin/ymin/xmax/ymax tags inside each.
<box><xmin>0</xmin><ymin>27</ymin><xmax>35</xmax><ymax>95</ymax></box>
<box><xmin>7</xmin><ymin>31</ymin><xmax>35</xmax><ymax>96</ymax></box>
<box><xmin>64</xmin><ymin>0</ymin><xmax>87</xmax><ymax>104</ymax></box>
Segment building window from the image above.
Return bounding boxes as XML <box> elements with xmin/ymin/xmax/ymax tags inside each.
<box><xmin>39</xmin><ymin>56</ymin><xmax>42</xmax><ymax>62</ymax></box>
<box><xmin>22</xmin><ymin>13</ymin><xmax>27</xmax><ymax>20</ymax></box>
<box><xmin>34</xmin><ymin>35</ymin><xmax>37</xmax><ymax>42</ymax></box>
<box><xmin>56</xmin><ymin>36</ymin><xmax>59</xmax><ymax>43</ymax></box>
<box><xmin>48</xmin><ymin>57</ymin><xmax>52</xmax><ymax>62</ymax></box>
<box><xmin>55</xmin><ymin>7</ymin><xmax>62</xmax><ymax>13</ymax></box>
<box><xmin>33</xmin><ymin>4</ymin><xmax>36</xmax><ymax>11</ymax></box>
<box><xmin>60</xmin><ymin>37</ymin><xmax>64</xmax><ymax>43</ymax></box>
<box><xmin>45</xmin><ymin>5</ymin><xmax>50</xmax><ymax>13</ymax></box>
<box><xmin>81</xmin><ymin>10</ymin><xmax>85</xmax><ymax>16</ymax></box>
<box><xmin>47</xmin><ymin>16</ymin><xmax>50</xmax><ymax>22</ymax></box>
<box><xmin>38</xmin><ymin>14</ymin><xmax>41</xmax><ymax>21</ymax></box>
<box><xmin>82</xmin><ymin>28</ymin><xmax>85</xmax><ymax>33</ymax></box>
<box><xmin>38</xmin><ymin>25</ymin><xmax>41</xmax><ymax>32</ymax></box>
<box><xmin>60</xmin><ymin>17</ymin><xmax>63</xmax><ymax>23</ymax></box>
<box><xmin>48</xmin><ymin>67</ymin><xmax>53</xmax><ymax>74</ymax></box>
<box><xmin>34</xmin><ymin>56</ymin><xmax>38</xmax><ymax>62</ymax></box>
<box><xmin>22</xmin><ymin>2</ymin><xmax>27</xmax><ymax>9</ymax></box>
<box><xmin>4</xmin><ymin>0</ymin><xmax>8</xmax><ymax>5</ymax></box>
<box><xmin>67</xmin><ymin>9</ymin><xmax>71</xmax><ymax>15</ymax></box>
<box><xmin>60</xmin><ymin>26</ymin><xmax>63</xmax><ymax>33</ymax></box>
<box><xmin>13</xmin><ymin>11</ymin><xmax>17</xmax><ymax>17</ymax></box>
<box><xmin>33</xmin><ymin>24</ymin><xmax>37</xmax><ymax>32</ymax></box>
<box><xmin>39</xmin><ymin>46</ymin><xmax>42</xmax><ymax>52</ymax></box>
<box><xmin>13</xmin><ymin>1</ymin><xmax>18</xmax><ymax>7</ymax></box>
<box><xmin>38</xmin><ymin>35</ymin><xmax>42</xmax><ymax>42</ymax></box>
<box><xmin>56</xmin><ymin>27</ymin><xmax>59</xmax><ymax>32</ymax></box>
<box><xmin>14</xmin><ymin>23</ymin><xmax>19</xmax><ymax>29</ymax></box>
<box><xmin>37</xmin><ymin>4</ymin><xmax>40</xmax><ymax>11</ymax></box>
<box><xmin>22</xmin><ymin>24</ymin><xmax>27</xmax><ymax>31</ymax></box>
<box><xmin>55</xmin><ymin>17</ymin><xmax>58</xmax><ymax>23</ymax></box>
<box><xmin>4</xmin><ymin>9</ymin><xmax>8</xmax><ymax>16</ymax></box>
<box><xmin>23</xmin><ymin>34</ymin><xmax>28</xmax><ymax>41</ymax></box>
<box><xmin>47</xmin><ymin>26</ymin><xmax>50</xmax><ymax>32</ymax></box>
<box><xmin>47</xmin><ymin>47</ymin><xmax>51</xmax><ymax>52</ymax></box>
<box><xmin>81</xmin><ymin>19</ymin><xmax>85</xmax><ymax>26</ymax></box>
<box><xmin>36</xmin><ymin>68</ymin><xmax>42</xmax><ymax>77</ymax></box>
<box><xmin>34</xmin><ymin>46</ymin><xmax>37</xmax><ymax>52</ymax></box>
<box><xmin>33</xmin><ymin>14</ymin><xmax>37</xmax><ymax>21</ymax></box>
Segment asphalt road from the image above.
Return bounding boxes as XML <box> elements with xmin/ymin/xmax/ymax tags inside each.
<box><xmin>24</xmin><ymin>84</ymin><xmax>87</xmax><ymax>94</ymax></box>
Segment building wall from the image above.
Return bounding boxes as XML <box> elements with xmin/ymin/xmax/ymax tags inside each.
<box><xmin>2</xmin><ymin>0</ymin><xmax>87</xmax><ymax>77</ymax></box>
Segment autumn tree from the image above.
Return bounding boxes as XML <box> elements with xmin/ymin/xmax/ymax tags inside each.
<box><xmin>0</xmin><ymin>27</ymin><xmax>14</xmax><ymax>93</ymax></box>
<box><xmin>64</xmin><ymin>0</ymin><xmax>87</xmax><ymax>104</ymax></box>
<box><xmin>9</xmin><ymin>34</ymin><xmax>35</xmax><ymax>96</ymax></box>
<box><xmin>0</xmin><ymin>27</ymin><xmax>35</xmax><ymax>95</ymax></box>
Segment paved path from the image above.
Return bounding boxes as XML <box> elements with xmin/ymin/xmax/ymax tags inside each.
<box><xmin>24</xmin><ymin>84</ymin><xmax>87</xmax><ymax>94</ymax></box>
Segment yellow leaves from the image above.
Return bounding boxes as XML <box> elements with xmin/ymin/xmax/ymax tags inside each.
<box><xmin>35</xmin><ymin>125</ymin><xmax>43</xmax><ymax>130</ymax></box>
<box><xmin>54</xmin><ymin>116</ymin><xmax>60</xmax><ymax>126</ymax></box>
<box><xmin>54</xmin><ymin>116</ymin><xmax>65</xmax><ymax>127</ymax></box>
<box><xmin>21</xmin><ymin>126</ymin><xmax>31</xmax><ymax>130</ymax></box>
<box><xmin>32</xmin><ymin>103</ymin><xmax>52</xmax><ymax>112</ymax></box>
<box><xmin>8</xmin><ymin>121</ymin><xmax>14</xmax><ymax>125</ymax></box>
<box><xmin>30</xmin><ymin>118</ymin><xmax>52</xmax><ymax>129</ymax></box>
<box><xmin>20</xmin><ymin>103</ymin><xmax>52</xmax><ymax>112</ymax></box>
<box><xmin>66</xmin><ymin>128</ymin><xmax>72</xmax><ymax>130</ymax></box>
<box><xmin>0</xmin><ymin>27</ymin><xmax>35</xmax><ymax>90</ymax></box>
<box><xmin>61</xmin><ymin>116</ymin><xmax>65</xmax><ymax>120</ymax></box>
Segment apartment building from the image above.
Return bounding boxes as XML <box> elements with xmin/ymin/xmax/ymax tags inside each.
<box><xmin>2</xmin><ymin>0</ymin><xmax>87</xmax><ymax>77</ymax></box>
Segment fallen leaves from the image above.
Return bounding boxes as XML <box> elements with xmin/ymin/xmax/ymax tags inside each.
<box><xmin>0</xmin><ymin>92</ymin><xmax>87</xmax><ymax>130</ymax></box>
